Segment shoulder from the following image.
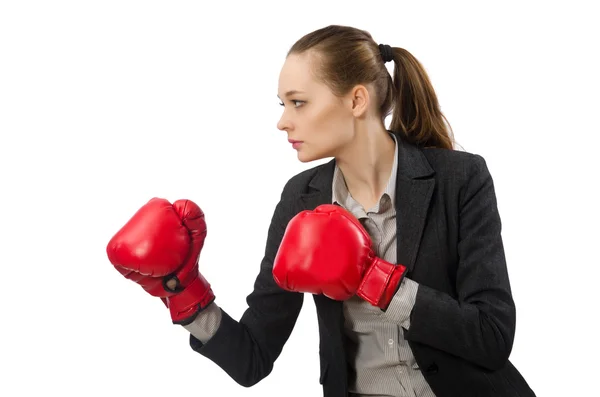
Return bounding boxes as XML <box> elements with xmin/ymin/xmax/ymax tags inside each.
<box><xmin>421</xmin><ymin>147</ymin><xmax>498</xmax><ymax>211</ymax></box>
<box><xmin>422</xmin><ymin>147</ymin><xmax>491</xmax><ymax>181</ymax></box>
<box><xmin>420</xmin><ymin>147</ymin><xmax>496</xmax><ymax>208</ymax></box>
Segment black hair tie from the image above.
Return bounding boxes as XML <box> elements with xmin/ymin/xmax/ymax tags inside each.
<box><xmin>378</xmin><ymin>44</ymin><xmax>394</xmax><ymax>63</ymax></box>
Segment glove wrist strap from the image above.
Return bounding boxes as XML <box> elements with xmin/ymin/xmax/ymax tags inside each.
<box><xmin>357</xmin><ymin>257</ymin><xmax>407</xmax><ymax>310</ymax></box>
<box><xmin>166</xmin><ymin>273</ymin><xmax>215</xmax><ymax>325</ymax></box>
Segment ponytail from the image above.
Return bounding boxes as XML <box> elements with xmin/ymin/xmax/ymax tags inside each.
<box><xmin>387</xmin><ymin>47</ymin><xmax>455</xmax><ymax>149</ymax></box>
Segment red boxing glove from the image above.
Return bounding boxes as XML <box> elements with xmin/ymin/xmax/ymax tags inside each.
<box><xmin>273</xmin><ymin>204</ymin><xmax>407</xmax><ymax>309</ymax></box>
<box><xmin>106</xmin><ymin>198</ymin><xmax>215</xmax><ymax>324</ymax></box>
<box><xmin>273</xmin><ymin>204</ymin><xmax>367</xmax><ymax>300</ymax></box>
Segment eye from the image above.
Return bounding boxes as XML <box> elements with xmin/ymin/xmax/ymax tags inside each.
<box><xmin>279</xmin><ymin>100</ymin><xmax>305</xmax><ymax>108</ymax></box>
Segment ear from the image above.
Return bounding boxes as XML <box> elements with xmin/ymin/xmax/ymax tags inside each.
<box><xmin>349</xmin><ymin>84</ymin><xmax>370</xmax><ymax>118</ymax></box>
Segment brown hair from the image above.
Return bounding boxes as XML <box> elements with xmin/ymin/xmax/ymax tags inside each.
<box><xmin>288</xmin><ymin>25</ymin><xmax>455</xmax><ymax>150</ymax></box>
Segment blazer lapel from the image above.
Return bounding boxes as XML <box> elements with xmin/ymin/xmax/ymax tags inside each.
<box><xmin>298</xmin><ymin>158</ymin><xmax>336</xmax><ymax>211</ymax></box>
<box><xmin>394</xmin><ymin>135</ymin><xmax>436</xmax><ymax>273</ymax></box>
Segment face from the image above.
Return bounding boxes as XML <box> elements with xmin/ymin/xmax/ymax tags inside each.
<box><xmin>277</xmin><ymin>52</ymin><xmax>357</xmax><ymax>163</ymax></box>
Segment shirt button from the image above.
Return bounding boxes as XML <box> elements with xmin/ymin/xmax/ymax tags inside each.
<box><xmin>388</xmin><ymin>339</ymin><xmax>394</xmax><ymax>345</ymax></box>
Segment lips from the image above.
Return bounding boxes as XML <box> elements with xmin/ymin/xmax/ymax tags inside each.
<box><xmin>288</xmin><ymin>139</ymin><xmax>303</xmax><ymax>150</ymax></box>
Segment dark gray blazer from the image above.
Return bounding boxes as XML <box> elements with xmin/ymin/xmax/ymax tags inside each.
<box><xmin>189</xmin><ymin>132</ymin><xmax>536</xmax><ymax>397</ymax></box>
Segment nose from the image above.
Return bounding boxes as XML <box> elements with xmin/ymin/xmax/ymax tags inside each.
<box><xmin>277</xmin><ymin>112</ymin><xmax>292</xmax><ymax>132</ymax></box>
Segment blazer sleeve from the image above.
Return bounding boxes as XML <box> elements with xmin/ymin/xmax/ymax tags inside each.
<box><xmin>187</xmin><ymin>195</ymin><xmax>304</xmax><ymax>387</ymax></box>
<box><xmin>404</xmin><ymin>154</ymin><xmax>516</xmax><ymax>371</ymax></box>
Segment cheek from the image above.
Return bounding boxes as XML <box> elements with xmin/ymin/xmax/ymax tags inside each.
<box><xmin>309</xmin><ymin>104</ymin><xmax>351</xmax><ymax>139</ymax></box>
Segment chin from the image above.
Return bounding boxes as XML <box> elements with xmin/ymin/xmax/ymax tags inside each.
<box><xmin>297</xmin><ymin>152</ymin><xmax>314</xmax><ymax>163</ymax></box>
<box><xmin>297</xmin><ymin>150</ymin><xmax>327</xmax><ymax>163</ymax></box>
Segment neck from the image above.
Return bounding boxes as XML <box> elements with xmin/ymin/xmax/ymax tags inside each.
<box><xmin>335</xmin><ymin>120</ymin><xmax>396</xmax><ymax>202</ymax></box>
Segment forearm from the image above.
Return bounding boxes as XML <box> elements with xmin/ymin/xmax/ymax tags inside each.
<box><xmin>371</xmin><ymin>263</ymin><xmax>514</xmax><ymax>370</ymax></box>
<box><xmin>405</xmin><ymin>284</ymin><xmax>515</xmax><ymax>370</ymax></box>
<box><xmin>188</xmin><ymin>290</ymin><xmax>303</xmax><ymax>388</ymax></box>
<box><xmin>188</xmin><ymin>308</ymin><xmax>272</xmax><ymax>387</ymax></box>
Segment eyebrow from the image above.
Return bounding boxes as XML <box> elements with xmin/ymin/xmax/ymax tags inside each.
<box><xmin>277</xmin><ymin>90</ymin><xmax>305</xmax><ymax>99</ymax></box>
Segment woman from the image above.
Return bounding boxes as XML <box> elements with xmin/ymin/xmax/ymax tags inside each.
<box><xmin>107</xmin><ymin>25</ymin><xmax>536</xmax><ymax>397</ymax></box>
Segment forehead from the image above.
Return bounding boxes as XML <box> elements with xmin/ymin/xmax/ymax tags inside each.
<box><xmin>278</xmin><ymin>52</ymin><xmax>320</xmax><ymax>95</ymax></box>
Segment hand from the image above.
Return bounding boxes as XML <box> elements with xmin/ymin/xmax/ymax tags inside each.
<box><xmin>272</xmin><ymin>204</ymin><xmax>407</xmax><ymax>309</ymax></box>
<box><xmin>106</xmin><ymin>197</ymin><xmax>215</xmax><ymax>324</ymax></box>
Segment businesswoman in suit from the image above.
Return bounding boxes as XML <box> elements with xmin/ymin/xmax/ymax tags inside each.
<box><xmin>107</xmin><ymin>25</ymin><xmax>536</xmax><ymax>397</ymax></box>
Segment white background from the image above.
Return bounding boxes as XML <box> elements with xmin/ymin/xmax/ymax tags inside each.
<box><xmin>1</xmin><ymin>1</ymin><xmax>598</xmax><ymax>396</ymax></box>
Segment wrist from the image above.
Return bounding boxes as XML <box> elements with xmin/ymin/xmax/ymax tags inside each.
<box><xmin>357</xmin><ymin>258</ymin><xmax>407</xmax><ymax>310</ymax></box>
<box><xmin>166</xmin><ymin>273</ymin><xmax>215</xmax><ymax>325</ymax></box>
